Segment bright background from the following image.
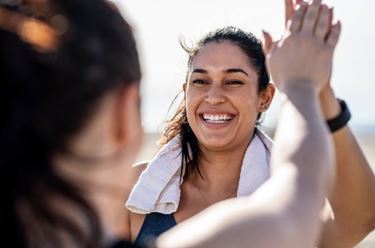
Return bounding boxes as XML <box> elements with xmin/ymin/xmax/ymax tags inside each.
<box><xmin>112</xmin><ymin>0</ymin><xmax>375</xmax><ymax>133</ymax></box>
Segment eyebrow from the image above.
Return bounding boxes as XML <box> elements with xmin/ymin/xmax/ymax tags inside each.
<box><xmin>192</xmin><ymin>68</ymin><xmax>248</xmax><ymax>76</ymax></box>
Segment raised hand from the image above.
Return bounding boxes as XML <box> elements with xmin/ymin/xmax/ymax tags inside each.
<box><xmin>263</xmin><ymin>0</ymin><xmax>333</xmax><ymax>53</ymax></box>
<box><xmin>266</xmin><ymin>0</ymin><xmax>341</xmax><ymax>93</ymax></box>
<box><xmin>264</xmin><ymin>0</ymin><xmax>336</xmax><ymax>100</ymax></box>
<box><xmin>285</xmin><ymin>0</ymin><xmax>303</xmax><ymax>26</ymax></box>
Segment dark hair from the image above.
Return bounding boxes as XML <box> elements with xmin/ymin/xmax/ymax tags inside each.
<box><xmin>0</xmin><ymin>0</ymin><xmax>140</xmax><ymax>247</ymax></box>
<box><xmin>159</xmin><ymin>26</ymin><xmax>269</xmax><ymax>178</ymax></box>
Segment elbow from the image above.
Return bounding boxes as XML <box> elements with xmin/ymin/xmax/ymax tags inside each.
<box><xmin>369</xmin><ymin>196</ymin><xmax>375</xmax><ymax>231</ymax></box>
<box><xmin>360</xmin><ymin>200</ymin><xmax>375</xmax><ymax>235</ymax></box>
<box><xmin>344</xmin><ymin>209</ymin><xmax>375</xmax><ymax>244</ymax></box>
<box><xmin>354</xmin><ymin>184</ymin><xmax>375</xmax><ymax>236</ymax></box>
<box><xmin>363</xmin><ymin>213</ymin><xmax>375</xmax><ymax>234</ymax></box>
<box><xmin>351</xmin><ymin>209</ymin><xmax>375</xmax><ymax>239</ymax></box>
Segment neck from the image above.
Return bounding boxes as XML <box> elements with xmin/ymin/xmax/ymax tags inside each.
<box><xmin>190</xmin><ymin>131</ymin><xmax>254</xmax><ymax>192</ymax></box>
<box><xmin>53</xmin><ymin>153</ymin><xmax>135</xmax><ymax>241</ymax></box>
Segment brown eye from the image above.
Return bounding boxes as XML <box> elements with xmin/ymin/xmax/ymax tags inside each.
<box><xmin>225</xmin><ymin>80</ymin><xmax>244</xmax><ymax>86</ymax></box>
<box><xmin>192</xmin><ymin>79</ymin><xmax>208</xmax><ymax>86</ymax></box>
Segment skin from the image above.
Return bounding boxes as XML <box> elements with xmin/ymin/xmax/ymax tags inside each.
<box><xmin>264</xmin><ymin>1</ymin><xmax>375</xmax><ymax>247</ymax></box>
<box><xmin>186</xmin><ymin>41</ymin><xmax>269</xmax><ymax>152</ymax></box>
<box><xmin>55</xmin><ymin>85</ymin><xmax>144</xmax><ymax>241</ymax></box>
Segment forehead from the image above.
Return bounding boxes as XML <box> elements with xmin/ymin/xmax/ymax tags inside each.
<box><xmin>191</xmin><ymin>41</ymin><xmax>255</xmax><ymax>72</ymax></box>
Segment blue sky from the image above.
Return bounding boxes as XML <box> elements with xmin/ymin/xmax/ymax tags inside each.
<box><xmin>113</xmin><ymin>0</ymin><xmax>375</xmax><ymax>132</ymax></box>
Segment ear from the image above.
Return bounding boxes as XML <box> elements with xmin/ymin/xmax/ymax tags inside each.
<box><xmin>113</xmin><ymin>83</ymin><xmax>143</xmax><ymax>152</ymax></box>
<box><xmin>258</xmin><ymin>84</ymin><xmax>276</xmax><ymax>112</ymax></box>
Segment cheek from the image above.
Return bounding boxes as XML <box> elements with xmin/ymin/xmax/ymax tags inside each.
<box><xmin>185</xmin><ymin>90</ymin><xmax>200</xmax><ymax>119</ymax></box>
<box><xmin>233</xmin><ymin>92</ymin><xmax>261</xmax><ymax>123</ymax></box>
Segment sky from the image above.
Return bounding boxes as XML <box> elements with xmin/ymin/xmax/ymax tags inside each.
<box><xmin>112</xmin><ymin>0</ymin><xmax>375</xmax><ymax>132</ymax></box>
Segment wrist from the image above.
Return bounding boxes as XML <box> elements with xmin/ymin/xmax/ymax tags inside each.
<box><xmin>326</xmin><ymin>99</ymin><xmax>351</xmax><ymax>133</ymax></box>
<box><xmin>282</xmin><ymin>80</ymin><xmax>320</xmax><ymax>97</ymax></box>
<box><xmin>281</xmin><ymin>85</ymin><xmax>321</xmax><ymax>114</ymax></box>
<box><xmin>320</xmin><ymin>86</ymin><xmax>341</xmax><ymax>119</ymax></box>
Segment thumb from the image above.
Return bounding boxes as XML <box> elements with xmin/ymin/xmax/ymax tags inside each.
<box><xmin>262</xmin><ymin>30</ymin><xmax>274</xmax><ymax>54</ymax></box>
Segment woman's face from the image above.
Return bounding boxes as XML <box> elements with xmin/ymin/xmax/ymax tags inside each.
<box><xmin>185</xmin><ymin>41</ymin><xmax>268</xmax><ymax>151</ymax></box>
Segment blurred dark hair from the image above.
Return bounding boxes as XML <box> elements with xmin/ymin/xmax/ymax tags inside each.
<box><xmin>0</xmin><ymin>0</ymin><xmax>140</xmax><ymax>247</ymax></box>
<box><xmin>159</xmin><ymin>26</ymin><xmax>269</xmax><ymax>178</ymax></box>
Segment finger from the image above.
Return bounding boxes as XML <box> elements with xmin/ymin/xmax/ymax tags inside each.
<box><xmin>295</xmin><ymin>0</ymin><xmax>303</xmax><ymax>5</ymax></box>
<box><xmin>315</xmin><ymin>5</ymin><xmax>330</xmax><ymax>41</ymax></box>
<box><xmin>325</xmin><ymin>7</ymin><xmax>334</xmax><ymax>41</ymax></box>
<box><xmin>326</xmin><ymin>21</ymin><xmax>341</xmax><ymax>48</ymax></box>
<box><xmin>301</xmin><ymin>0</ymin><xmax>322</xmax><ymax>34</ymax></box>
<box><xmin>262</xmin><ymin>30</ymin><xmax>274</xmax><ymax>54</ymax></box>
<box><xmin>288</xmin><ymin>2</ymin><xmax>308</xmax><ymax>33</ymax></box>
<box><xmin>285</xmin><ymin>0</ymin><xmax>294</xmax><ymax>26</ymax></box>
<box><xmin>328</xmin><ymin>7</ymin><xmax>333</xmax><ymax>26</ymax></box>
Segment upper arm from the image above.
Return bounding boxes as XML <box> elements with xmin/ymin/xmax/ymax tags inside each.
<box><xmin>318</xmin><ymin>127</ymin><xmax>375</xmax><ymax>247</ymax></box>
<box><xmin>318</xmin><ymin>199</ymin><xmax>371</xmax><ymax>248</ymax></box>
<box><xmin>319</xmin><ymin>208</ymin><xmax>373</xmax><ymax>248</ymax></box>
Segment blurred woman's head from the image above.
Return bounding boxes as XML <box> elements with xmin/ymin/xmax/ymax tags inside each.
<box><xmin>161</xmin><ymin>26</ymin><xmax>274</xmax><ymax>176</ymax></box>
<box><xmin>0</xmin><ymin>0</ymin><xmax>141</xmax><ymax>246</ymax></box>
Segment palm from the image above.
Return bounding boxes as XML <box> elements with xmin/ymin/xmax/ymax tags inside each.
<box><xmin>263</xmin><ymin>0</ymin><xmax>333</xmax><ymax>88</ymax></box>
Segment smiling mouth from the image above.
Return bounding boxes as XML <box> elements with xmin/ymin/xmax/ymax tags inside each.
<box><xmin>200</xmin><ymin>113</ymin><xmax>235</xmax><ymax>124</ymax></box>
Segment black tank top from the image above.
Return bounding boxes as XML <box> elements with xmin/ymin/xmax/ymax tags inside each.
<box><xmin>134</xmin><ymin>213</ymin><xmax>177</xmax><ymax>246</ymax></box>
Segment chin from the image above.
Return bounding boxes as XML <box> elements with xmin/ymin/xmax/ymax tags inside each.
<box><xmin>197</xmin><ymin>135</ymin><xmax>236</xmax><ymax>151</ymax></box>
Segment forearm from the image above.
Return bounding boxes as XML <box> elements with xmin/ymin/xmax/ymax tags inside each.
<box><xmin>271</xmin><ymin>86</ymin><xmax>335</xmax><ymax>243</ymax></box>
<box><xmin>319</xmin><ymin>87</ymin><xmax>375</xmax><ymax>247</ymax></box>
<box><xmin>274</xmin><ymin>85</ymin><xmax>334</xmax><ymax>178</ymax></box>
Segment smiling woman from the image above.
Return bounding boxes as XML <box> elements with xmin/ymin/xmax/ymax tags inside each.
<box><xmin>185</xmin><ymin>40</ymin><xmax>274</xmax><ymax>152</ymax></box>
<box><xmin>127</xmin><ymin>26</ymin><xmax>276</xmax><ymax>245</ymax></box>
<box><xmin>162</xmin><ymin>27</ymin><xmax>275</xmax><ymax>174</ymax></box>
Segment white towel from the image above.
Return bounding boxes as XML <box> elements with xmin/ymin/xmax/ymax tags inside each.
<box><xmin>126</xmin><ymin>128</ymin><xmax>273</xmax><ymax>214</ymax></box>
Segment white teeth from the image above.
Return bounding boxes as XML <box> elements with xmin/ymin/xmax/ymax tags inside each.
<box><xmin>202</xmin><ymin>114</ymin><xmax>232</xmax><ymax>123</ymax></box>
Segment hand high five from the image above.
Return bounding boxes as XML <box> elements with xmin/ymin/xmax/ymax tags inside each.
<box><xmin>265</xmin><ymin>0</ymin><xmax>341</xmax><ymax>93</ymax></box>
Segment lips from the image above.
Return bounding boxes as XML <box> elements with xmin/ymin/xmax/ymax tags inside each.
<box><xmin>199</xmin><ymin>113</ymin><xmax>235</xmax><ymax>124</ymax></box>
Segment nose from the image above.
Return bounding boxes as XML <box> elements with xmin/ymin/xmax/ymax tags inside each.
<box><xmin>204</xmin><ymin>85</ymin><xmax>225</xmax><ymax>105</ymax></box>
